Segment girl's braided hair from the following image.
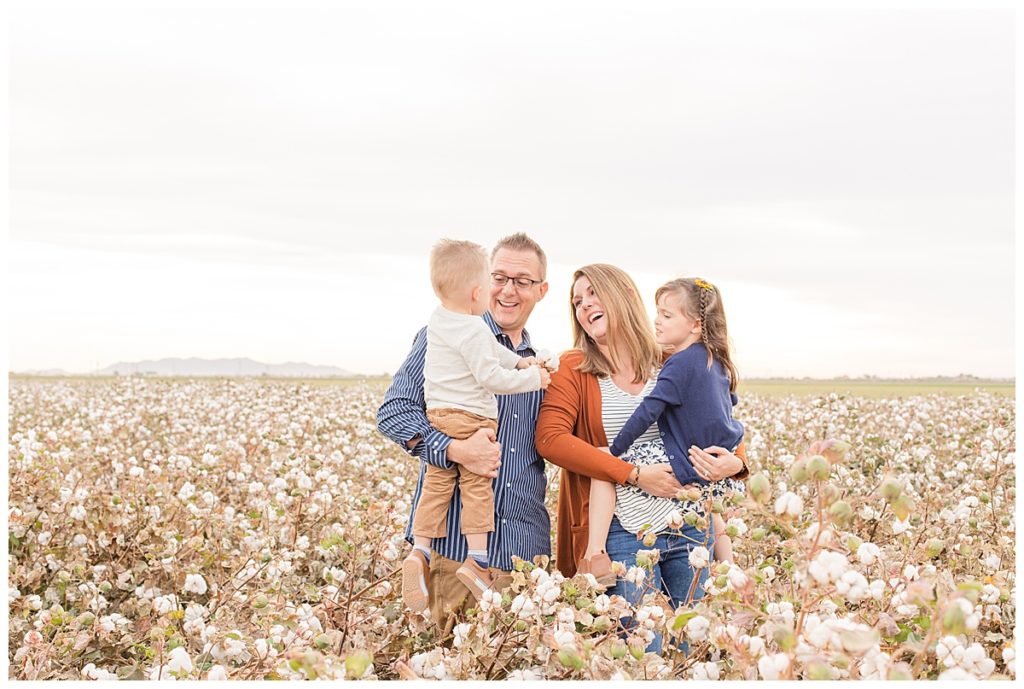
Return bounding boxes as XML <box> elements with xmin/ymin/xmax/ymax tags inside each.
<box><xmin>656</xmin><ymin>277</ymin><xmax>739</xmax><ymax>393</ymax></box>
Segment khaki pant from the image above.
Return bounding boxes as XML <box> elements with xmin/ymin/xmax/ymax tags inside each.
<box><xmin>428</xmin><ymin>553</ymin><xmax>513</xmax><ymax>636</ymax></box>
<box><xmin>413</xmin><ymin>409</ymin><xmax>498</xmax><ymax>538</ymax></box>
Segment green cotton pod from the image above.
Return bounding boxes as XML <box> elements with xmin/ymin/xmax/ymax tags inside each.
<box><xmin>807</xmin><ymin>662</ymin><xmax>834</xmax><ymax>680</ymax></box>
<box><xmin>789</xmin><ymin>458</ymin><xmax>809</xmax><ymax>483</ymax></box>
<box><xmin>821</xmin><ymin>439</ymin><xmax>851</xmax><ymax>463</ymax></box>
<box><xmin>888</xmin><ymin>666</ymin><xmax>913</xmax><ymax>681</ymax></box>
<box><xmin>772</xmin><ymin>624</ymin><xmax>796</xmax><ymax>651</ymax></box>
<box><xmin>829</xmin><ymin>500</ymin><xmax>853</xmax><ymax>525</ymax></box>
<box><xmin>807</xmin><ymin>455</ymin><xmax>830</xmax><ymax>480</ymax></box>
<box><xmin>610</xmin><ymin>639</ymin><xmax>628</xmax><ymax>660</ymax></box>
<box><xmin>557</xmin><ymin>647</ymin><xmax>584</xmax><ymax>670</ymax></box>
<box><xmin>942</xmin><ymin>602</ymin><xmax>967</xmax><ymax>636</ymax></box>
<box><xmin>926</xmin><ymin>539</ymin><xmax>945</xmax><ymax>558</ymax></box>
<box><xmin>751</xmin><ymin>528</ymin><xmax>767</xmax><ymax>542</ymax></box>
<box><xmin>344</xmin><ymin>651</ymin><xmax>373</xmax><ymax>679</ymax></box>
<box><xmin>892</xmin><ymin>494</ymin><xmax>914</xmax><ymax>521</ymax></box>
<box><xmin>880</xmin><ymin>478</ymin><xmax>902</xmax><ymax>502</ymax></box>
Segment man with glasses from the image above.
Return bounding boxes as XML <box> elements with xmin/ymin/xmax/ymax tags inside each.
<box><xmin>377</xmin><ymin>233</ymin><xmax>550</xmax><ymax>633</ymax></box>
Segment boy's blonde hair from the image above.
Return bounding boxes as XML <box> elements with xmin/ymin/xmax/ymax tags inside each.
<box><xmin>430</xmin><ymin>239</ymin><xmax>489</xmax><ymax>300</ymax></box>
<box><xmin>570</xmin><ymin>263</ymin><xmax>662</xmax><ymax>384</ymax></box>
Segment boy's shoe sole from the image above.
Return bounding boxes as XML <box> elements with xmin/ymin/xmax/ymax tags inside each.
<box><xmin>401</xmin><ymin>552</ymin><xmax>430</xmax><ymax>612</ymax></box>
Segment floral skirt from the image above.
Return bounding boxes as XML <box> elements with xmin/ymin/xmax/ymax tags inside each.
<box><xmin>613</xmin><ymin>440</ymin><xmax>745</xmax><ymax>536</ymax></box>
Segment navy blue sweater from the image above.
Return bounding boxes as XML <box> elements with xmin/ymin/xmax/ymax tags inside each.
<box><xmin>609</xmin><ymin>343</ymin><xmax>744</xmax><ymax>487</ymax></box>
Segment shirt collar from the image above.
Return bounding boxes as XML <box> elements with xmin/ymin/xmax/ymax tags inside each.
<box><xmin>483</xmin><ymin>311</ymin><xmax>533</xmax><ymax>352</ymax></box>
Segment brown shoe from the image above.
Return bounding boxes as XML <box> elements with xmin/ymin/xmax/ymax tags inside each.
<box><xmin>578</xmin><ymin>551</ymin><xmax>616</xmax><ymax>589</ymax></box>
<box><xmin>455</xmin><ymin>557</ymin><xmax>496</xmax><ymax>602</ymax></box>
<box><xmin>401</xmin><ymin>549</ymin><xmax>430</xmax><ymax>612</ymax></box>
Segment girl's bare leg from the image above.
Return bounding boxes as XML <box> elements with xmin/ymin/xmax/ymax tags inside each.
<box><xmin>711</xmin><ymin>512</ymin><xmax>733</xmax><ymax>562</ymax></box>
<box><xmin>586</xmin><ymin>479</ymin><xmax>617</xmax><ymax>557</ymax></box>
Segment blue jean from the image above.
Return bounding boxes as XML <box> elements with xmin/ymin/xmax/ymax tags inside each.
<box><xmin>604</xmin><ymin>515</ymin><xmax>714</xmax><ymax>654</ymax></box>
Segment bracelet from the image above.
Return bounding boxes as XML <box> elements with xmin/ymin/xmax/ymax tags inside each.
<box><xmin>626</xmin><ymin>466</ymin><xmax>640</xmax><ymax>486</ymax></box>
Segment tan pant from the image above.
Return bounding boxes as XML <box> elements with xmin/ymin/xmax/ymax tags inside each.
<box><xmin>413</xmin><ymin>409</ymin><xmax>498</xmax><ymax>538</ymax></box>
<box><xmin>428</xmin><ymin>553</ymin><xmax>513</xmax><ymax>636</ymax></box>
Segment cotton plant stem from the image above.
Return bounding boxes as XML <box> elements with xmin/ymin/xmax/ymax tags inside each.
<box><xmin>787</xmin><ymin>478</ymin><xmax>827</xmax><ymax>679</ymax></box>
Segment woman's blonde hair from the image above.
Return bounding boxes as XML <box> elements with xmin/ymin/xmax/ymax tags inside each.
<box><xmin>570</xmin><ymin>264</ymin><xmax>661</xmax><ymax>383</ymax></box>
<box><xmin>656</xmin><ymin>278</ymin><xmax>739</xmax><ymax>393</ymax></box>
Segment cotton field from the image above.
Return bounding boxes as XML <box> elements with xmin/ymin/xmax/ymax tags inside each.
<box><xmin>7</xmin><ymin>379</ymin><xmax>1016</xmax><ymax>680</ymax></box>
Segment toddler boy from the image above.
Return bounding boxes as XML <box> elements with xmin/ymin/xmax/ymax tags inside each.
<box><xmin>402</xmin><ymin>239</ymin><xmax>552</xmax><ymax>613</ymax></box>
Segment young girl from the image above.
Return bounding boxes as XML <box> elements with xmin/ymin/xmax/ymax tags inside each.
<box><xmin>581</xmin><ymin>277</ymin><xmax>745</xmax><ymax>584</ymax></box>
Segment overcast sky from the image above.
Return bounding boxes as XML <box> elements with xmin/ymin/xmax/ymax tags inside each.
<box><xmin>9</xmin><ymin>3</ymin><xmax>1015</xmax><ymax>378</ymax></box>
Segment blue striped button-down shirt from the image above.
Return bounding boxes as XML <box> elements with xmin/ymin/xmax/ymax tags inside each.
<box><xmin>376</xmin><ymin>312</ymin><xmax>550</xmax><ymax>571</ymax></box>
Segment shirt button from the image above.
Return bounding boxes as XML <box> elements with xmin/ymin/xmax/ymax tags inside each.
<box><xmin>513</xmin><ymin>414</ymin><xmax>518</xmax><ymax>420</ymax></box>
<box><xmin>506</xmin><ymin>482</ymin><xmax>511</xmax><ymax>487</ymax></box>
<box><xmin>670</xmin><ymin>455</ymin><xmax>675</xmax><ymax>459</ymax></box>
<box><xmin>502</xmin><ymin>519</ymin><xmax>507</xmax><ymax>524</ymax></box>
<box><xmin>510</xmin><ymin>448</ymin><xmax>516</xmax><ymax>453</ymax></box>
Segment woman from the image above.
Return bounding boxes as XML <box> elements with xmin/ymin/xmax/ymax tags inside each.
<box><xmin>535</xmin><ymin>264</ymin><xmax>747</xmax><ymax>650</ymax></box>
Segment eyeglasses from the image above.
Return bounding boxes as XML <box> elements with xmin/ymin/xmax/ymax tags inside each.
<box><xmin>491</xmin><ymin>272</ymin><xmax>543</xmax><ymax>289</ymax></box>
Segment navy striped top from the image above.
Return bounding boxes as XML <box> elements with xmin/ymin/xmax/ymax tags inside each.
<box><xmin>376</xmin><ymin>312</ymin><xmax>550</xmax><ymax>570</ymax></box>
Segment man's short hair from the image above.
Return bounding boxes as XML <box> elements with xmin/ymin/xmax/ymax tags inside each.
<box><xmin>491</xmin><ymin>232</ymin><xmax>547</xmax><ymax>281</ymax></box>
<box><xmin>430</xmin><ymin>239</ymin><xmax>489</xmax><ymax>299</ymax></box>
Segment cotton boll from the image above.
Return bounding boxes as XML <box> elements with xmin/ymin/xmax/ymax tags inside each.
<box><xmin>758</xmin><ymin>653</ymin><xmax>790</xmax><ymax>680</ymax></box>
<box><xmin>857</xmin><ymin>542</ymin><xmax>881</xmax><ymax>565</ymax></box>
<box><xmin>689</xmin><ymin>547</ymin><xmax>710</xmax><ymax>569</ymax></box>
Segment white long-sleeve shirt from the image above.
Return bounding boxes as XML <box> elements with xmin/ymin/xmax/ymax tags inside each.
<box><xmin>424</xmin><ymin>306</ymin><xmax>542</xmax><ymax>418</ymax></box>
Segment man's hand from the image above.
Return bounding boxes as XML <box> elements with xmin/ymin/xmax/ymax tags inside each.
<box><xmin>688</xmin><ymin>445</ymin><xmax>744</xmax><ymax>481</ymax></box>
<box><xmin>516</xmin><ymin>357</ymin><xmax>538</xmax><ymax>370</ymax></box>
<box><xmin>636</xmin><ymin>463</ymin><xmax>684</xmax><ymax>498</ymax></box>
<box><xmin>448</xmin><ymin>427</ymin><xmax>502</xmax><ymax>478</ymax></box>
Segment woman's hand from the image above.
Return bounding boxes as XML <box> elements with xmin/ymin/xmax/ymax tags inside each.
<box><xmin>635</xmin><ymin>463</ymin><xmax>684</xmax><ymax>498</ymax></box>
<box><xmin>688</xmin><ymin>445</ymin><xmax>743</xmax><ymax>481</ymax></box>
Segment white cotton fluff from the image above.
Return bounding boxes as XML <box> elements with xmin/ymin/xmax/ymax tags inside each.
<box><xmin>183</xmin><ymin>574</ymin><xmax>208</xmax><ymax>596</ymax></box>
<box><xmin>206</xmin><ymin>665</ymin><xmax>227</xmax><ymax>680</ymax></box>
<box><xmin>774</xmin><ymin>492</ymin><xmax>803</xmax><ymax>517</ymax></box>
<box><xmin>835</xmin><ymin>570</ymin><xmax>869</xmax><ymax>602</ymax></box>
<box><xmin>727</xmin><ymin>565</ymin><xmax>750</xmax><ymax>591</ymax></box>
<box><xmin>961</xmin><ymin>643</ymin><xmax>996</xmax><ymax>678</ymax></box>
<box><xmin>808</xmin><ymin>551</ymin><xmax>848</xmax><ymax>585</ymax></box>
<box><xmin>82</xmin><ymin>663</ymin><xmax>119</xmax><ymax>681</ymax></box>
<box><xmin>685</xmin><ymin>615</ymin><xmax>710</xmax><ymax>643</ymax></box>
<box><xmin>688</xmin><ymin>546</ymin><xmax>710</xmax><ymax>569</ymax></box>
<box><xmin>758</xmin><ymin>653</ymin><xmax>790</xmax><ymax>680</ymax></box>
<box><xmin>691</xmin><ymin>661</ymin><xmax>720</xmax><ymax>680</ymax></box>
<box><xmin>857</xmin><ymin>542</ymin><xmax>881</xmax><ymax>565</ymax></box>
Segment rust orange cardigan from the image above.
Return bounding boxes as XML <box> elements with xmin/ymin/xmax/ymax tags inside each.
<box><xmin>535</xmin><ymin>349</ymin><xmax>748</xmax><ymax>577</ymax></box>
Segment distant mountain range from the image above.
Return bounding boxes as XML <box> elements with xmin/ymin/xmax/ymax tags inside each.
<box><xmin>88</xmin><ymin>358</ymin><xmax>359</xmax><ymax>378</ymax></box>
